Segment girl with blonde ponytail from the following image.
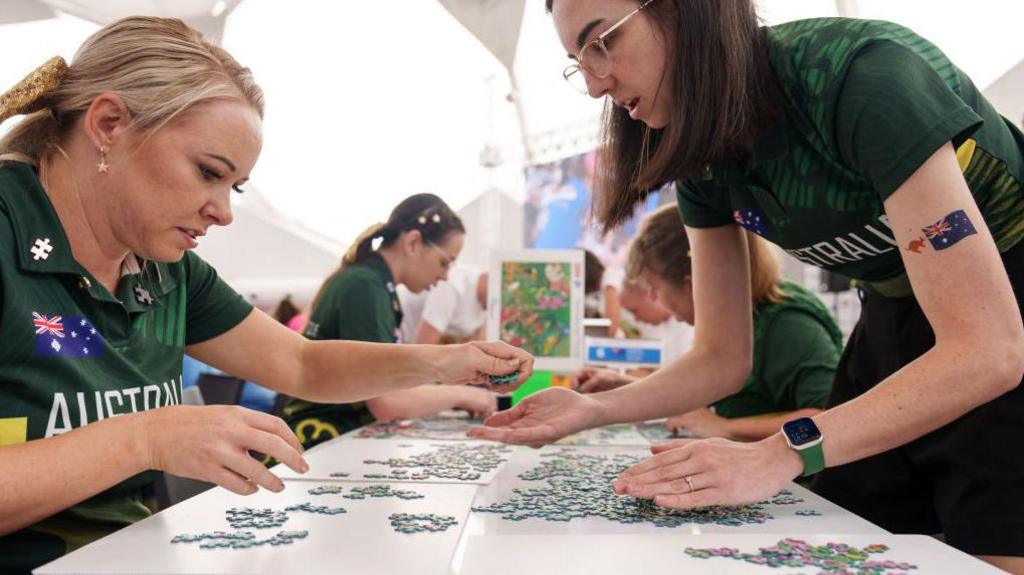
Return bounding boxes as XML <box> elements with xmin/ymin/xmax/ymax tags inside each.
<box><xmin>0</xmin><ymin>19</ymin><xmax>531</xmax><ymax>571</ymax></box>
<box><xmin>571</xmin><ymin>205</ymin><xmax>842</xmax><ymax>442</ymax></box>
<box><xmin>286</xmin><ymin>194</ymin><xmax>500</xmax><ymax>449</ymax></box>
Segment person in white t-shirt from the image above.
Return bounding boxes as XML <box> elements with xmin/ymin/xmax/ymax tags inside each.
<box><xmin>400</xmin><ymin>267</ymin><xmax>488</xmax><ymax>344</ymax></box>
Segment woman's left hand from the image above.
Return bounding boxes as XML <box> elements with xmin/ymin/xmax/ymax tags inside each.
<box><xmin>612</xmin><ymin>434</ymin><xmax>803</xmax><ymax>509</ymax></box>
<box><xmin>435</xmin><ymin>340</ymin><xmax>534</xmax><ymax>389</ymax></box>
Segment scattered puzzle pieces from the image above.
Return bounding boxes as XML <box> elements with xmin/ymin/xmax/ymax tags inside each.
<box><xmin>353</xmin><ymin>418</ymin><xmax>478</xmax><ymax>440</ymax></box>
<box><xmin>284</xmin><ymin>502</ymin><xmax>347</xmax><ymax>515</ymax></box>
<box><xmin>225</xmin><ymin>507</ymin><xmax>289</xmax><ymax>529</ymax></box>
<box><xmin>172</xmin><ymin>530</ymin><xmax>308</xmax><ymax>550</ymax></box>
<box><xmin>388</xmin><ymin>513</ymin><xmax>458</xmax><ymax>534</ymax></box>
<box><xmin>308</xmin><ymin>485</ymin><xmax>347</xmax><ymax>495</ymax></box>
<box><xmin>472</xmin><ymin>449</ymin><xmax>804</xmax><ymax>527</ymax></box>
<box><xmin>685</xmin><ymin>538</ymin><xmax>917</xmax><ymax>573</ymax></box>
<box><xmin>356</xmin><ymin>442</ymin><xmax>513</xmax><ymax>482</ymax></box>
<box><xmin>343</xmin><ymin>485</ymin><xmax>425</xmax><ymax>500</ymax></box>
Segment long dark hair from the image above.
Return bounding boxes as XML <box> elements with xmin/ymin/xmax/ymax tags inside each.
<box><xmin>547</xmin><ymin>0</ymin><xmax>783</xmax><ymax>233</ymax></box>
<box><xmin>310</xmin><ymin>193</ymin><xmax>465</xmax><ymax>313</ymax></box>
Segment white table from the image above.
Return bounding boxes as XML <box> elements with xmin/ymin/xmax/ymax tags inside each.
<box><xmin>35</xmin><ymin>421</ymin><xmax>996</xmax><ymax>575</ymax></box>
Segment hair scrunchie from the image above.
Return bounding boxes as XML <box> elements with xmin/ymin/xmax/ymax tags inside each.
<box><xmin>0</xmin><ymin>56</ymin><xmax>69</xmax><ymax>126</ymax></box>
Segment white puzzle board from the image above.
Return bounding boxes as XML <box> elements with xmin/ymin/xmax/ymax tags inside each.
<box><xmin>456</xmin><ymin>534</ymin><xmax>1005</xmax><ymax>575</ymax></box>
<box><xmin>274</xmin><ymin>438</ymin><xmax>517</xmax><ymax>485</ymax></box>
<box><xmin>36</xmin><ymin>481</ymin><xmax>478</xmax><ymax>575</ymax></box>
<box><xmin>465</xmin><ymin>444</ymin><xmax>885</xmax><ymax>536</ymax></box>
<box><xmin>487</xmin><ymin>249</ymin><xmax>584</xmax><ymax>371</ymax></box>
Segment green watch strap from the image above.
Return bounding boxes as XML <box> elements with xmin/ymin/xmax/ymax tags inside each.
<box><xmin>797</xmin><ymin>442</ymin><xmax>825</xmax><ymax>477</ymax></box>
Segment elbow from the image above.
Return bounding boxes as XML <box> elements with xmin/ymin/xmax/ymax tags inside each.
<box><xmin>992</xmin><ymin>333</ymin><xmax>1024</xmax><ymax>395</ymax></box>
<box><xmin>962</xmin><ymin>321</ymin><xmax>1024</xmax><ymax>397</ymax></box>
<box><xmin>366</xmin><ymin>396</ymin><xmax>404</xmax><ymax>422</ymax></box>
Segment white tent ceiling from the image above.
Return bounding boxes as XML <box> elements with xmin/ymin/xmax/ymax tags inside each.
<box><xmin>1</xmin><ymin>0</ymin><xmax>1022</xmax><ymax>287</ymax></box>
<box><xmin>3</xmin><ymin>0</ymin><xmax>241</xmax><ymax>40</ymax></box>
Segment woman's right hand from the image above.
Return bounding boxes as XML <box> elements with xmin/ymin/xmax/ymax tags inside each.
<box><xmin>466</xmin><ymin>387</ymin><xmax>606</xmax><ymax>446</ymax></box>
<box><xmin>572</xmin><ymin>367</ymin><xmax>634</xmax><ymax>394</ymax></box>
<box><xmin>141</xmin><ymin>405</ymin><xmax>308</xmax><ymax>495</ymax></box>
<box><xmin>452</xmin><ymin>386</ymin><xmax>498</xmax><ymax>420</ymax></box>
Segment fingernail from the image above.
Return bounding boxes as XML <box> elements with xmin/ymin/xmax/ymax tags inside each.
<box><xmin>301</xmin><ymin>461</ymin><xmax>309</xmax><ymax>473</ymax></box>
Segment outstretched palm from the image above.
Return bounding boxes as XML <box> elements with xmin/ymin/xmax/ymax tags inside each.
<box><xmin>467</xmin><ymin>387</ymin><xmax>603</xmax><ymax>446</ymax></box>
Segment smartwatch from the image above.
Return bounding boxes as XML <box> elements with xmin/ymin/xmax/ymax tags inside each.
<box><xmin>781</xmin><ymin>417</ymin><xmax>825</xmax><ymax>477</ymax></box>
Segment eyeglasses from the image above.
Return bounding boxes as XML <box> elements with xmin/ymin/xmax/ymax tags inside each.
<box><xmin>563</xmin><ymin>0</ymin><xmax>656</xmax><ymax>94</ymax></box>
<box><xmin>428</xmin><ymin>243</ymin><xmax>457</xmax><ymax>272</ymax></box>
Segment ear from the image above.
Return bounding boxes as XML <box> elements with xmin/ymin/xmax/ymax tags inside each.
<box><xmin>401</xmin><ymin>229</ymin><xmax>424</xmax><ymax>255</ymax></box>
<box><xmin>82</xmin><ymin>93</ymin><xmax>132</xmax><ymax>151</ymax></box>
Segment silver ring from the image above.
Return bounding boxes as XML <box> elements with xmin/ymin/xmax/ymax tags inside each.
<box><xmin>684</xmin><ymin>475</ymin><xmax>695</xmax><ymax>494</ymax></box>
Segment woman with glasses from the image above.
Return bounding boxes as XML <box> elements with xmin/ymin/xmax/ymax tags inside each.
<box><xmin>471</xmin><ymin>1</ymin><xmax>1024</xmax><ymax>570</ymax></box>
<box><xmin>284</xmin><ymin>194</ymin><xmax>499</xmax><ymax>449</ymax></box>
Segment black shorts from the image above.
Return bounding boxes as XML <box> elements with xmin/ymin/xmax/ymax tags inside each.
<box><xmin>813</xmin><ymin>240</ymin><xmax>1024</xmax><ymax>557</ymax></box>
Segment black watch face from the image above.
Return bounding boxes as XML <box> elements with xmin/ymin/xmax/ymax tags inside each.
<box><xmin>783</xmin><ymin>417</ymin><xmax>821</xmax><ymax>446</ymax></box>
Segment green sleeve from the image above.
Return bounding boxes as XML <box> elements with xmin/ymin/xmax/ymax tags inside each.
<box><xmin>833</xmin><ymin>40</ymin><xmax>983</xmax><ymax>200</ymax></box>
<box><xmin>182</xmin><ymin>251</ymin><xmax>253</xmax><ymax>345</ymax></box>
<box><xmin>313</xmin><ymin>274</ymin><xmax>396</xmax><ymax>344</ymax></box>
<box><xmin>675</xmin><ymin>180</ymin><xmax>734</xmax><ymax>229</ymax></box>
<box><xmin>758</xmin><ymin>310</ymin><xmax>840</xmax><ymax>410</ymax></box>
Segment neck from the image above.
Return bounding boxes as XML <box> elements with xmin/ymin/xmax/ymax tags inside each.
<box><xmin>38</xmin><ymin>152</ymin><xmax>128</xmax><ymax>293</ymax></box>
<box><xmin>376</xmin><ymin>246</ymin><xmax>404</xmax><ymax>286</ymax></box>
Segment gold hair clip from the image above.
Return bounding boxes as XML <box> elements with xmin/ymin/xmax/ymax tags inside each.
<box><xmin>417</xmin><ymin>213</ymin><xmax>442</xmax><ymax>225</ymax></box>
<box><xmin>0</xmin><ymin>56</ymin><xmax>70</xmax><ymax>126</ymax></box>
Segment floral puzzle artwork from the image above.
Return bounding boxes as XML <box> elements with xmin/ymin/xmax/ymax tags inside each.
<box><xmin>488</xmin><ymin>250</ymin><xmax>584</xmax><ymax>371</ymax></box>
<box><xmin>499</xmin><ymin>262</ymin><xmax>572</xmax><ymax>357</ymax></box>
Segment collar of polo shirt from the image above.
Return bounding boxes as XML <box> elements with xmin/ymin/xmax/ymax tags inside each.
<box><xmin>0</xmin><ymin>162</ymin><xmax>178</xmax><ymax>313</ymax></box>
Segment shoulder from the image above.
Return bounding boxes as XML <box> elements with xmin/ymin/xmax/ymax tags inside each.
<box><xmin>320</xmin><ymin>265</ymin><xmax>389</xmax><ymax>308</ymax></box>
<box><xmin>0</xmin><ymin>163</ymin><xmax>37</xmax><ymax>262</ymax></box>
<box><xmin>768</xmin><ymin>18</ymin><xmax>954</xmax><ymax>102</ymax></box>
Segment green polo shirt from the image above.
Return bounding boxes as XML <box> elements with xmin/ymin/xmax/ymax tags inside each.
<box><xmin>283</xmin><ymin>254</ymin><xmax>402</xmax><ymax>448</ymax></box>
<box><xmin>0</xmin><ymin>162</ymin><xmax>252</xmax><ymax>573</ymax></box>
<box><xmin>712</xmin><ymin>280</ymin><xmax>842</xmax><ymax>419</ymax></box>
<box><xmin>678</xmin><ymin>18</ymin><xmax>1024</xmax><ymax>297</ymax></box>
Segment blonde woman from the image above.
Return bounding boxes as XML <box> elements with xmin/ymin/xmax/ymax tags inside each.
<box><xmin>0</xmin><ymin>18</ymin><xmax>530</xmax><ymax>571</ymax></box>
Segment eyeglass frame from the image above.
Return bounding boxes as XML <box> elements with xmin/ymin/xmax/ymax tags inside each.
<box><xmin>426</xmin><ymin>242</ymin><xmax>457</xmax><ymax>272</ymax></box>
<box><xmin>562</xmin><ymin>0</ymin><xmax>656</xmax><ymax>92</ymax></box>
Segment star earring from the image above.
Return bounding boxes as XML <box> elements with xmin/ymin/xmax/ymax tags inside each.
<box><xmin>97</xmin><ymin>147</ymin><xmax>109</xmax><ymax>174</ymax></box>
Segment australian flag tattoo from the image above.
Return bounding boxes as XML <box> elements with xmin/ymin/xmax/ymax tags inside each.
<box><xmin>921</xmin><ymin>209</ymin><xmax>977</xmax><ymax>251</ymax></box>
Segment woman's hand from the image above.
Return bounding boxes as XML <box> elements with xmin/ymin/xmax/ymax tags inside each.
<box><xmin>612</xmin><ymin>434</ymin><xmax>803</xmax><ymax>509</ymax></box>
<box><xmin>142</xmin><ymin>405</ymin><xmax>307</xmax><ymax>495</ymax></box>
<box><xmin>572</xmin><ymin>367</ymin><xmax>635</xmax><ymax>394</ymax></box>
<box><xmin>466</xmin><ymin>387</ymin><xmax>605</xmax><ymax>446</ymax></box>
<box><xmin>665</xmin><ymin>408</ymin><xmax>733</xmax><ymax>439</ymax></box>
<box><xmin>452</xmin><ymin>386</ymin><xmax>499</xmax><ymax>420</ymax></box>
<box><xmin>435</xmin><ymin>341</ymin><xmax>534</xmax><ymax>389</ymax></box>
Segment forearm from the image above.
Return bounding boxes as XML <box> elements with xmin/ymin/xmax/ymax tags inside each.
<box><xmin>0</xmin><ymin>413</ymin><xmax>148</xmax><ymax>536</ymax></box>
<box><xmin>815</xmin><ymin>341</ymin><xmax>1020</xmax><ymax>467</ymax></box>
<box><xmin>293</xmin><ymin>341</ymin><xmax>441</xmax><ymax>403</ymax></box>
<box><xmin>592</xmin><ymin>346</ymin><xmax>750</xmax><ymax>425</ymax></box>
<box><xmin>724</xmin><ymin>408</ymin><xmax>822</xmax><ymax>442</ymax></box>
<box><xmin>367</xmin><ymin>386</ymin><xmax>467</xmax><ymax>421</ymax></box>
